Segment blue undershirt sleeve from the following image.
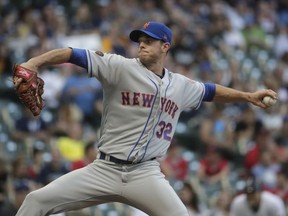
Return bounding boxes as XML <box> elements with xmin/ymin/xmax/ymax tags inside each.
<box><xmin>68</xmin><ymin>48</ymin><xmax>88</xmax><ymax>70</ymax></box>
<box><xmin>203</xmin><ymin>83</ymin><xmax>216</xmax><ymax>102</ymax></box>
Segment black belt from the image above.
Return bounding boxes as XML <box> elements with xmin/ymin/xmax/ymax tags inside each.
<box><xmin>99</xmin><ymin>151</ymin><xmax>155</xmax><ymax>165</ymax></box>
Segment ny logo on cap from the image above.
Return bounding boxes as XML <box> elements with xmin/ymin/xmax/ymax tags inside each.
<box><xmin>143</xmin><ymin>22</ymin><xmax>150</xmax><ymax>29</ymax></box>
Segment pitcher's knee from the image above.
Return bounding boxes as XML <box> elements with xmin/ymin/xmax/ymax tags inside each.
<box><xmin>24</xmin><ymin>190</ymin><xmax>46</xmax><ymax>206</ymax></box>
<box><xmin>16</xmin><ymin>190</ymin><xmax>48</xmax><ymax>216</ymax></box>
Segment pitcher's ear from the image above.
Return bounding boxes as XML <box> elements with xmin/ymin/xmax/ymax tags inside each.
<box><xmin>162</xmin><ymin>42</ymin><xmax>170</xmax><ymax>52</ymax></box>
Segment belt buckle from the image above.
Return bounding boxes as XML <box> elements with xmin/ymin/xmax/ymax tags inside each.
<box><xmin>104</xmin><ymin>154</ymin><xmax>110</xmax><ymax>161</ymax></box>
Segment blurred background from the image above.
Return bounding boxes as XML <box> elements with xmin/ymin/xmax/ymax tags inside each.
<box><xmin>0</xmin><ymin>0</ymin><xmax>288</xmax><ymax>215</ymax></box>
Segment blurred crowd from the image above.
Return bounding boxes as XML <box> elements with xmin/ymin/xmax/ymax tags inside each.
<box><xmin>0</xmin><ymin>0</ymin><xmax>288</xmax><ymax>215</ymax></box>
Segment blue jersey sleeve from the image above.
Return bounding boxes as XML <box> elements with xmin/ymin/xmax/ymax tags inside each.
<box><xmin>68</xmin><ymin>48</ymin><xmax>88</xmax><ymax>70</ymax></box>
<box><xmin>203</xmin><ymin>83</ymin><xmax>216</xmax><ymax>101</ymax></box>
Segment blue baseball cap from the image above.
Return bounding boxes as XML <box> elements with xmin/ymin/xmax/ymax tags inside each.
<box><xmin>130</xmin><ymin>21</ymin><xmax>172</xmax><ymax>44</ymax></box>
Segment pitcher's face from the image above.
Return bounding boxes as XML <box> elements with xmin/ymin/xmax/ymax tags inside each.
<box><xmin>137</xmin><ymin>35</ymin><xmax>169</xmax><ymax>66</ymax></box>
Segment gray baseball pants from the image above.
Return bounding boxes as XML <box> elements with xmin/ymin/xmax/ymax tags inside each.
<box><xmin>16</xmin><ymin>158</ymin><xmax>189</xmax><ymax>216</ymax></box>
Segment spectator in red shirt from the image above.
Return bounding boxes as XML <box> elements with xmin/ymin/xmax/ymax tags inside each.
<box><xmin>27</xmin><ymin>144</ymin><xmax>45</xmax><ymax>186</ymax></box>
<box><xmin>244</xmin><ymin>123</ymin><xmax>278</xmax><ymax>171</ymax></box>
<box><xmin>197</xmin><ymin>146</ymin><xmax>229</xmax><ymax>186</ymax></box>
<box><xmin>160</xmin><ymin>138</ymin><xmax>189</xmax><ymax>182</ymax></box>
<box><xmin>71</xmin><ymin>141</ymin><xmax>97</xmax><ymax>170</ymax></box>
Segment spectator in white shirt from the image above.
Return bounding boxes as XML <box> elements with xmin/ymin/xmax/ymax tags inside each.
<box><xmin>230</xmin><ymin>176</ymin><xmax>286</xmax><ymax>216</ymax></box>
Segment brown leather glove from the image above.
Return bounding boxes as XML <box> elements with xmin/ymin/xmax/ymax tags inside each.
<box><xmin>13</xmin><ymin>64</ymin><xmax>44</xmax><ymax>116</ymax></box>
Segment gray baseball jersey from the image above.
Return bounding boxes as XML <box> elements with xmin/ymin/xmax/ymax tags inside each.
<box><xmin>16</xmin><ymin>48</ymin><xmax>214</xmax><ymax>216</ymax></box>
<box><xmin>86</xmin><ymin>49</ymin><xmax>205</xmax><ymax>162</ymax></box>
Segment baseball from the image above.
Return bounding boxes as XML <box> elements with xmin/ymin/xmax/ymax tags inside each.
<box><xmin>262</xmin><ymin>96</ymin><xmax>277</xmax><ymax>106</ymax></box>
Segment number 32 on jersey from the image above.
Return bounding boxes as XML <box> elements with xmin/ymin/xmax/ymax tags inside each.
<box><xmin>156</xmin><ymin>121</ymin><xmax>172</xmax><ymax>141</ymax></box>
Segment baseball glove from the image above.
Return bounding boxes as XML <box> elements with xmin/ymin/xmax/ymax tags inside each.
<box><xmin>13</xmin><ymin>64</ymin><xmax>44</xmax><ymax>116</ymax></box>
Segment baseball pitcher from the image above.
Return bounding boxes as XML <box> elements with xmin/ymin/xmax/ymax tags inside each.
<box><xmin>14</xmin><ymin>21</ymin><xmax>277</xmax><ymax>216</ymax></box>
